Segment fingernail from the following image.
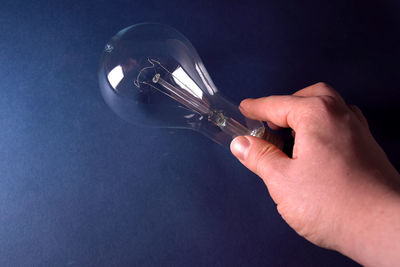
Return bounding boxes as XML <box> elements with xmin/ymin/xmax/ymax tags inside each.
<box><xmin>230</xmin><ymin>136</ymin><xmax>250</xmax><ymax>161</ymax></box>
<box><xmin>239</xmin><ymin>99</ymin><xmax>251</xmax><ymax>110</ymax></box>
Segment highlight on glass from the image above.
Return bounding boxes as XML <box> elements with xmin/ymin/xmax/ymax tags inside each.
<box><xmin>99</xmin><ymin>23</ymin><xmax>282</xmax><ymax>148</ymax></box>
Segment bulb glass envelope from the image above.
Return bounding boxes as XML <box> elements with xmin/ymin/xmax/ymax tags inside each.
<box><xmin>99</xmin><ymin>23</ymin><xmax>278</xmax><ymax>147</ymax></box>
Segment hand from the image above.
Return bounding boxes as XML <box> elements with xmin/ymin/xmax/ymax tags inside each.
<box><xmin>231</xmin><ymin>82</ymin><xmax>400</xmax><ymax>267</ymax></box>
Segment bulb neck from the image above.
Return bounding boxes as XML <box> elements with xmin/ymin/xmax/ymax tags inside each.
<box><xmin>208</xmin><ymin>110</ymin><xmax>262</xmax><ymax>137</ymax></box>
<box><xmin>207</xmin><ymin>109</ymin><xmax>283</xmax><ymax>148</ymax></box>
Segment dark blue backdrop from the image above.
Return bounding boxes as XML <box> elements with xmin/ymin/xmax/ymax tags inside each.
<box><xmin>1</xmin><ymin>0</ymin><xmax>398</xmax><ymax>266</ymax></box>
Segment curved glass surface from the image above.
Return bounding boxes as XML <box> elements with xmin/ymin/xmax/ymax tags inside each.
<box><xmin>99</xmin><ymin>23</ymin><xmax>272</xmax><ymax>147</ymax></box>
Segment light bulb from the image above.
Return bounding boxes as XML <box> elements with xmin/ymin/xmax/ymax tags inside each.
<box><xmin>98</xmin><ymin>23</ymin><xmax>282</xmax><ymax>148</ymax></box>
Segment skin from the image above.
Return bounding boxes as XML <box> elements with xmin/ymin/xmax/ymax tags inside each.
<box><xmin>230</xmin><ymin>82</ymin><xmax>400</xmax><ymax>267</ymax></box>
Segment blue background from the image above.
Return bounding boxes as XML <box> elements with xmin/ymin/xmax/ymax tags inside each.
<box><xmin>1</xmin><ymin>0</ymin><xmax>399</xmax><ymax>266</ymax></box>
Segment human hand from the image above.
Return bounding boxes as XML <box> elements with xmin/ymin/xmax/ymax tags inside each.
<box><xmin>231</xmin><ymin>82</ymin><xmax>400</xmax><ymax>266</ymax></box>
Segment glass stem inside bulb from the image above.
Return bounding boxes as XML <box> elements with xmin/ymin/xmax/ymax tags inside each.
<box><xmin>150</xmin><ymin>73</ymin><xmax>265</xmax><ymax>139</ymax></box>
<box><xmin>207</xmin><ymin>110</ymin><xmax>251</xmax><ymax>136</ymax></box>
<box><xmin>155</xmin><ymin>76</ymin><xmax>210</xmax><ymax>114</ymax></box>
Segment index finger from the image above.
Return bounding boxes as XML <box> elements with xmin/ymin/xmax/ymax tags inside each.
<box><xmin>293</xmin><ymin>82</ymin><xmax>345</xmax><ymax>103</ymax></box>
<box><xmin>239</xmin><ymin>95</ymin><xmax>307</xmax><ymax>130</ymax></box>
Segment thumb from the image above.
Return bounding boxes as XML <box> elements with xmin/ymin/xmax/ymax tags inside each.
<box><xmin>230</xmin><ymin>135</ymin><xmax>290</xmax><ymax>179</ymax></box>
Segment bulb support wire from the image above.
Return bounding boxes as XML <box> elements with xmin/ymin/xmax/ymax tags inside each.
<box><xmin>134</xmin><ymin>58</ymin><xmax>265</xmax><ymax>139</ymax></box>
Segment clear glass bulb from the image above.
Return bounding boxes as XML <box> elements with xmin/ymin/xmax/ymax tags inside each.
<box><xmin>98</xmin><ymin>23</ymin><xmax>281</xmax><ymax>148</ymax></box>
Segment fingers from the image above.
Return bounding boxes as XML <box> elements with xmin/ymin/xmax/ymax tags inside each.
<box><xmin>239</xmin><ymin>95</ymin><xmax>306</xmax><ymax>129</ymax></box>
<box><xmin>239</xmin><ymin>82</ymin><xmax>346</xmax><ymax>130</ymax></box>
<box><xmin>348</xmin><ymin>104</ymin><xmax>369</xmax><ymax>128</ymax></box>
<box><xmin>230</xmin><ymin>135</ymin><xmax>290</xmax><ymax>179</ymax></box>
<box><xmin>293</xmin><ymin>82</ymin><xmax>345</xmax><ymax>103</ymax></box>
<box><xmin>295</xmin><ymin>83</ymin><xmax>366</xmax><ymax>128</ymax></box>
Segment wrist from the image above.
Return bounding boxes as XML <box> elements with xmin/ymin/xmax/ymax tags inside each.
<box><xmin>335</xmin><ymin>173</ymin><xmax>400</xmax><ymax>266</ymax></box>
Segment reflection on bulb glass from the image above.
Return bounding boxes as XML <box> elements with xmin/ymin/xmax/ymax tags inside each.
<box><xmin>99</xmin><ymin>23</ymin><xmax>281</xmax><ymax>148</ymax></box>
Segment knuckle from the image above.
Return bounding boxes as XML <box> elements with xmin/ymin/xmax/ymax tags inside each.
<box><xmin>299</xmin><ymin>96</ymin><xmax>339</xmax><ymax>125</ymax></box>
<box><xmin>312</xmin><ymin>95</ymin><xmax>337</xmax><ymax>112</ymax></box>
<box><xmin>315</xmin><ymin>82</ymin><xmax>339</xmax><ymax>96</ymax></box>
<box><xmin>349</xmin><ymin>104</ymin><xmax>361</xmax><ymax>113</ymax></box>
<box><xmin>315</xmin><ymin>82</ymin><xmax>333</xmax><ymax>91</ymax></box>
